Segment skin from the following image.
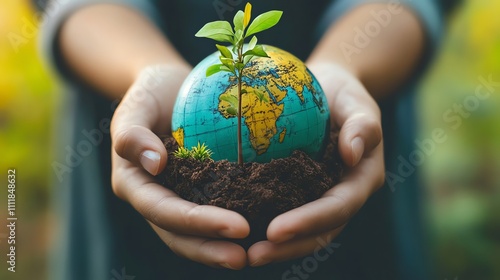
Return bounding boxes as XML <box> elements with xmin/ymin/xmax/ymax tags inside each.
<box><xmin>59</xmin><ymin>2</ymin><xmax>424</xmax><ymax>269</ymax></box>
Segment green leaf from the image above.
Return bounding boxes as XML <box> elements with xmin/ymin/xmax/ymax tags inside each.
<box><xmin>216</xmin><ymin>44</ymin><xmax>233</xmax><ymax>59</ymax></box>
<box><xmin>219</xmin><ymin>57</ymin><xmax>235</xmax><ymax>72</ymax></box>
<box><xmin>195</xmin><ymin>21</ymin><xmax>234</xmax><ymax>43</ymax></box>
<box><xmin>234</xmin><ymin>29</ymin><xmax>244</xmax><ymax>47</ymax></box>
<box><xmin>248</xmin><ymin>36</ymin><xmax>258</xmax><ymax>50</ymax></box>
<box><xmin>246</xmin><ymin>11</ymin><xmax>283</xmax><ymax>38</ymax></box>
<box><xmin>219</xmin><ymin>56</ymin><xmax>233</xmax><ymax>65</ymax></box>
<box><xmin>243</xmin><ymin>55</ymin><xmax>254</xmax><ymax>65</ymax></box>
<box><xmin>226</xmin><ymin>107</ymin><xmax>238</xmax><ymax>116</ymax></box>
<box><xmin>233</xmin><ymin>10</ymin><xmax>244</xmax><ymax>32</ymax></box>
<box><xmin>220</xmin><ymin>65</ymin><xmax>232</xmax><ymax>72</ymax></box>
<box><xmin>206</xmin><ymin>64</ymin><xmax>224</xmax><ymax>77</ymax></box>
<box><xmin>235</xmin><ymin>62</ymin><xmax>244</xmax><ymax>70</ymax></box>
<box><xmin>243</xmin><ymin>45</ymin><xmax>269</xmax><ymax>58</ymax></box>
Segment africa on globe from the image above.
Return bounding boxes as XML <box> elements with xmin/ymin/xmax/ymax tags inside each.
<box><xmin>171</xmin><ymin>45</ymin><xmax>330</xmax><ymax>163</ymax></box>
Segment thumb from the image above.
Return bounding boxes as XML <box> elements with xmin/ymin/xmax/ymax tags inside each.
<box><xmin>338</xmin><ymin>113</ymin><xmax>382</xmax><ymax>167</ymax></box>
<box><xmin>112</xmin><ymin>124</ymin><xmax>168</xmax><ymax>175</ymax></box>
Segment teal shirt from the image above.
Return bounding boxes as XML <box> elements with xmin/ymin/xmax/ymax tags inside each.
<box><xmin>41</xmin><ymin>1</ymin><xmax>446</xmax><ymax>279</ymax></box>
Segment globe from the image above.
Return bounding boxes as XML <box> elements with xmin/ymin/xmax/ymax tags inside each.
<box><xmin>171</xmin><ymin>45</ymin><xmax>330</xmax><ymax>163</ymax></box>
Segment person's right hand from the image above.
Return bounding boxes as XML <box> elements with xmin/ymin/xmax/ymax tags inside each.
<box><xmin>110</xmin><ymin>65</ymin><xmax>250</xmax><ymax>269</ymax></box>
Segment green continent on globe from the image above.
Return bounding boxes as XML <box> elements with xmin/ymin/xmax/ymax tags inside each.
<box><xmin>171</xmin><ymin>45</ymin><xmax>330</xmax><ymax>163</ymax></box>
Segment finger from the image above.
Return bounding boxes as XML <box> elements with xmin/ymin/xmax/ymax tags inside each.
<box><xmin>111</xmin><ymin>65</ymin><xmax>189</xmax><ymax>174</ymax></box>
<box><xmin>248</xmin><ymin>227</ymin><xmax>344</xmax><ymax>266</ymax></box>
<box><xmin>266</xmin><ymin>144</ymin><xmax>384</xmax><ymax>243</ymax></box>
<box><xmin>112</xmin><ymin>153</ymin><xmax>250</xmax><ymax>239</ymax></box>
<box><xmin>151</xmin><ymin>223</ymin><xmax>247</xmax><ymax>269</ymax></box>
<box><xmin>112</xmin><ymin>124</ymin><xmax>167</xmax><ymax>175</ymax></box>
<box><xmin>338</xmin><ymin>111</ymin><xmax>382</xmax><ymax>167</ymax></box>
<box><xmin>311</xmin><ymin>64</ymin><xmax>382</xmax><ymax>167</ymax></box>
<box><xmin>327</xmin><ymin>80</ymin><xmax>382</xmax><ymax>167</ymax></box>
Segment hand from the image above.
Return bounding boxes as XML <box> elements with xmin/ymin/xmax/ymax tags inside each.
<box><xmin>247</xmin><ymin>63</ymin><xmax>385</xmax><ymax>266</ymax></box>
<box><xmin>110</xmin><ymin>65</ymin><xmax>250</xmax><ymax>269</ymax></box>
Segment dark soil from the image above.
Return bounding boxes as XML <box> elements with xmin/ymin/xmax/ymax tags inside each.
<box><xmin>159</xmin><ymin>132</ymin><xmax>343</xmax><ymax>248</ymax></box>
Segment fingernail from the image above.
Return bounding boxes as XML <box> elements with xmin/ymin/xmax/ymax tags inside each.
<box><xmin>220</xmin><ymin>263</ymin><xmax>236</xmax><ymax>270</ymax></box>
<box><xmin>140</xmin><ymin>150</ymin><xmax>161</xmax><ymax>175</ymax></box>
<box><xmin>351</xmin><ymin>137</ymin><xmax>364</xmax><ymax>166</ymax></box>
<box><xmin>250</xmin><ymin>258</ymin><xmax>271</xmax><ymax>267</ymax></box>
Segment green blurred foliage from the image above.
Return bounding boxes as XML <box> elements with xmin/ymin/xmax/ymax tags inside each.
<box><xmin>0</xmin><ymin>1</ymin><xmax>59</xmax><ymax>280</ymax></box>
<box><xmin>419</xmin><ymin>0</ymin><xmax>500</xmax><ymax>279</ymax></box>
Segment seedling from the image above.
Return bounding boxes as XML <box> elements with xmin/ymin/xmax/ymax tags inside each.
<box><xmin>174</xmin><ymin>142</ymin><xmax>213</xmax><ymax>162</ymax></box>
<box><xmin>195</xmin><ymin>2</ymin><xmax>282</xmax><ymax>166</ymax></box>
<box><xmin>173</xmin><ymin>146</ymin><xmax>191</xmax><ymax>159</ymax></box>
<box><xmin>191</xmin><ymin>142</ymin><xmax>214</xmax><ymax>162</ymax></box>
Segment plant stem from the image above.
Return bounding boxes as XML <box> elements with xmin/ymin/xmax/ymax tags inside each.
<box><xmin>237</xmin><ymin>45</ymin><xmax>244</xmax><ymax>166</ymax></box>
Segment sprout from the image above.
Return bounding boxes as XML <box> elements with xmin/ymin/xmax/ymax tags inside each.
<box><xmin>173</xmin><ymin>142</ymin><xmax>213</xmax><ymax>162</ymax></box>
<box><xmin>195</xmin><ymin>2</ymin><xmax>282</xmax><ymax>166</ymax></box>
<box><xmin>190</xmin><ymin>142</ymin><xmax>214</xmax><ymax>162</ymax></box>
<box><xmin>173</xmin><ymin>146</ymin><xmax>191</xmax><ymax>159</ymax></box>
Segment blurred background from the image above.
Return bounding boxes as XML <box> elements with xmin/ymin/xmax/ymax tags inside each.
<box><xmin>0</xmin><ymin>0</ymin><xmax>499</xmax><ymax>279</ymax></box>
<box><xmin>419</xmin><ymin>0</ymin><xmax>500</xmax><ymax>278</ymax></box>
<box><xmin>0</xmin><ymin>1</ymin><xmax>60</xmax><ymax>280</ymax></box>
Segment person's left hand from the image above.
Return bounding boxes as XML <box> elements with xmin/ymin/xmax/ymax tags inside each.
<box><xmin>247</xmin><ymin>63</ymin><xmax>385</xmax><ymax>266</ymax></box>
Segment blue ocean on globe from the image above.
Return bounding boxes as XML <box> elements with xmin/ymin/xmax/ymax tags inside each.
<box><xmin>171</xmin><ymin>45</ymin><xmax>330</xmax><ymax>163</ymax></box>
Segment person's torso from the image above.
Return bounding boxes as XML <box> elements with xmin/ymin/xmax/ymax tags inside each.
<box><xmin>156</xmin><ymin>0</ymin><xmax>331</xmax><ymax>65</ymax></box>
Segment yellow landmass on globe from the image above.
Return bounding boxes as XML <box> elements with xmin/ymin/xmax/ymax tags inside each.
<box><xmin>219</xmin><ymin>85</ymin><xmax>283</xmax><ymax>155</ymax></box>
<box><xmin>279</xmin><ymin>128</ymin><xmax>286</xmax><ymax>143</ymax></box>
<box><xmin>172</xmin><ymin>127</ymin><xmax>184</xmax><ymax>147</ymax></box>
<box><xmin>218</xmin><ymin>46</ymin><xmax>318</xmax><ymax>155</ymax></box>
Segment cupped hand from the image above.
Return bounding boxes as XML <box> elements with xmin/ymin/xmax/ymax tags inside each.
<box><xmin>110</xmin><ymin>65</ymin><xmax>250</xmax><ymax>269</ymax></box>
<box><xmin>247</xmin><ymin>63</ymin><xmax>385</xmax><ymax>266</ymax></box>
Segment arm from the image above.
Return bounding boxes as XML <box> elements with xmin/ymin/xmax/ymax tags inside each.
<box><xmin>308</xmin><ymin>3</ymin><xmax>425</xmax><ymax>99</ymax></box>
<box><xmin>59</xmin><ymin>4</ymin><xmax>190</xmax><ymax>98</ymax></box>
<box><xmin>248</xmin><ymin>3</ymin><xmax>426</xmax><ymax>265</ymax></box>
<box><xmin>58</xmin><ymin>4</ymin><xmax>249</xmax><ymax>269</ymax></box>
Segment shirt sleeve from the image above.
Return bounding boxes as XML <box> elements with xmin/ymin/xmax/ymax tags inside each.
<box><xmin>316</xmin><ymin>0</ymin><xmax>444</xmax><ymax>75</ymax></box>
<box><xmin>39</xmin><ymin>0</ymin><xmax>161</xmax><ymax>83</ymax></box>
